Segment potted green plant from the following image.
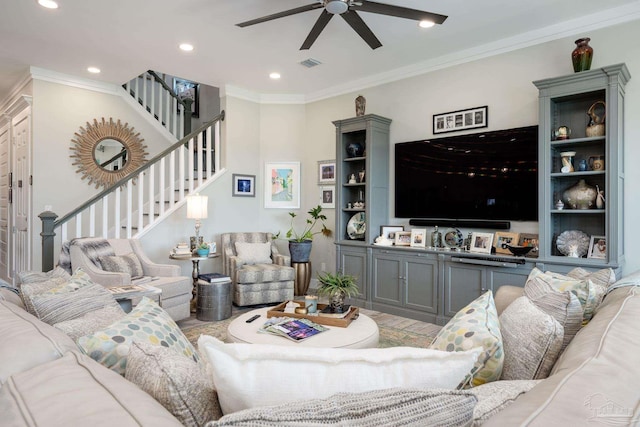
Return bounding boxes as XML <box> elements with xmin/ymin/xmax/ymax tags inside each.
<box><xmin>316</xmin><ymin>271</ymin><xmax>359</xmax><ymax>313</ymax></box>
<box><xmin>275</xmin><ymin>205</ymin><xmax>332</xmax><ymax>263</ymax></box>
<box><xmin>196</xmin><ymin>242</ymin><xmax>210</xmax><ymax>257</ymax></box>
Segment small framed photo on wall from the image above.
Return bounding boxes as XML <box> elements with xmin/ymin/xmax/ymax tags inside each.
<box><xmin>493</xmin><ymin>232</ymin><xmax>520</xmax><ymax>255</ymax></box>
<box><xmin>410</xmin><ymin>229</ymin><xmax>427</xmax><ymax>248</ymax></box>
<box><xmin>232</xmin><ymin>174</ymin><xmax>255</xmax><ymax>197</ymax></box>
<box><xmin>318</xmin><ymin>160</ymin><xmax>336</xmax><ymax>185</ymax></box>
<box><xmin>320</xmin><ymin>186</ymin><xmax>335</xmax><ymax>209</ymax></box>
<box><xmin>470</xmin><ymin>232</ymin><xmax>494</xmax><ymax>254</ymax></box>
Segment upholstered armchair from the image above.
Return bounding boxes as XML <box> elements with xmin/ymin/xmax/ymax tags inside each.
<box><xmin>68</xmin><ymin>238</ymin><xmax>192</xmax><ymax>321</ymax></box>
<box><xmin>221</xmin><ymin>232</ymin><xmax>295</xmax><ymax>306</ymax></box>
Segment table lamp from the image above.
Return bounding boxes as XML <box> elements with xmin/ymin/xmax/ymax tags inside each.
<box><xmin>187</xmin><ymin>193</ymin><xmax>208</xmax><ymax>250</ymax></box>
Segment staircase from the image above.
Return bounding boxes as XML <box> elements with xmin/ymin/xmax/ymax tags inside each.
<box><xmin>40</xmin><ymin>71</ymin><xmax>224</xmax><ymax>270</ymax></box>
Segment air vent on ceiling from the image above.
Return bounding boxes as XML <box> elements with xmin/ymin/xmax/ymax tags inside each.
<box><xmin>299</xmin><ymin>58</ymin><xmax>322</xmax><ymax>68</ymax></box>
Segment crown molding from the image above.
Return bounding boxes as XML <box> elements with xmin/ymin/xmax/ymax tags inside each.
<box><xmin>0</xmin><ymin>72</ymin><xmax>32</xmax><ymax>113</ymax></box>
<box><xmin>29</xmin><ymin>66</ymin><xmax>121</xmax><ymax>95</ymax></box>
<box><xmin>223</xmin><ymin>85</ymin><xmax>305</xmax><ymax>105</ymax></box>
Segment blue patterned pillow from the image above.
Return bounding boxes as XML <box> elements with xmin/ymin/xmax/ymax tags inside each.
<box><xmin>78</xmin><ymin>297</ymin><xmax>199</xmax><ymax>375</ymax></box>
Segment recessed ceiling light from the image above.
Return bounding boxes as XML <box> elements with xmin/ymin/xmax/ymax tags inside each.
<box><xmin>179</xmin><ymin>43</ymin><xmax>194</xmax><ymax>52</ymax></box>
<box><xmin>269</xmin><ymin>72</ymin><xmax>281</xmax><ymax>80</ymax></box>
<box><xmin>37</xmin><ymin>0</ymin><xmax>59</xmax><ymax>9</ymax></box>
<box><xmin>87</xmin><ymin>67</ymin><xmax>101</xmax><ymax>74</ymax></box>
<box><xmin>418</xmin><ymin>20</ymin><xmax>435</xmax><ymax>28</ymax></box>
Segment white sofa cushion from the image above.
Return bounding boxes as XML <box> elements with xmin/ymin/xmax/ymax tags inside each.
<box><xmin>198</xmin><ymin>335</ymin><xmax>481</xmax><ymax>415</ymax></box>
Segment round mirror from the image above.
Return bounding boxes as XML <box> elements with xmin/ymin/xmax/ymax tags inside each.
<box><xmin>94</xmin><ymin>138</ymin><xmax>127</xmax><ymax>171</ymax></box>
<box><xmin>70</xmin><ymin>118</ymin><xmax>148</xmax><ymax>188</ymax></box>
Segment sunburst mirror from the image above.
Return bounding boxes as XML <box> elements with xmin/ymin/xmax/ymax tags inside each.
<box><xmin>70</xmin><ymin>117</ymin><xmax>148</xmax><ymax>188</ymax></box>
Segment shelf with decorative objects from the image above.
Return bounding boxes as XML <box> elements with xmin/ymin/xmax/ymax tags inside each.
<box><xmin>534</xmin><ymin>63</ymin><xmax>629</xmax><ymax>268</ymax></box>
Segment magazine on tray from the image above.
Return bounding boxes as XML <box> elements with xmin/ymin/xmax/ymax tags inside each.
<box><xmin>258</xmin><ymin>317</ymin><xmax>328</xmax><ymax>342</ymax></box>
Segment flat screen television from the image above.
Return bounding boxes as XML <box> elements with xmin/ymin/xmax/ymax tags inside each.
<box><xmin>395</xmin><ymin>125</ymin><xmax>538</xmax><ymax>221</ymax></box>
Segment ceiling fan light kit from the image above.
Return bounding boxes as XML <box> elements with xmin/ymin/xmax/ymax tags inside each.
<box><xmin>236</xmin><ymin>0</ymin><xmax>447</xmax><ymax>50</ymax></box>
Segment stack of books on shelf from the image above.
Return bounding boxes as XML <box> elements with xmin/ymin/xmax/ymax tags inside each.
<box><xmin>258</xmin><ymin>317</ymin><xmax>328</xmax><ymax>342</ymax></box>
<box><xmin>198</xmin><ymin>273</ymin><xmax>231</xmax><ymax>283</ymax></box>
<box><xmin>171</xmin><ymin>243</ymin><xmax>192</xmax><ymax>256</ymax></box>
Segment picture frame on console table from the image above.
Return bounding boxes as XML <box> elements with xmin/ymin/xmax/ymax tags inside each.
<box><xmin>470</xmin><ymin>232</ymin><xmax>494</xmax><ymax>254</ymax></box>
<box><xmin>380</xmin><ymin>225</ymin><xmax>404</xmax><ymax>241</ymax></box>
<box><xmin>493</xmin><ymin>232</ymin><xmax>520</xmax><ymax>255</ymax></box>
<box><xmin>394</xmin><ymin>231</ymin><xmax>412</xmax><ymax>246</ymax></box>
<box><xmin>518</xmin><ymin>233</ymin><xmax>539</xmax><ymax>258</ymax></box>
<box><xmin>264</xmin><ymin>162</ymin><xmax>300</xmax><ymax>209</ymax></box>
<box><xmin>588</xmin><ymin>235</ymin><xmax>606</xmax><ymax>259</ymax></box>
<box><xmin>410</xmin><ymin>229</ymin><xmax>426</xmax><ymax>248</ymax></box>
<box><xmin>433</xmin><ymin>106</ymin><xmax>488</xmax><ymax>134</ymax></box>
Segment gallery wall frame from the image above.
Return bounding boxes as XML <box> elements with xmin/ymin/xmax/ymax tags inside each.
<box><xmin>264</xmin><ymin>162</ymin><xmax>300</xmax><ymax>209</ymax></box>
<box><xmin>433</xmin><ymin>105</ymin><xmax>488</xmax><ymax>134</ymax></box>
<box><xmin>320</xmin><ymin>186</ymin><xmax>335</xmax><ymax>209</ymax></box>
<box><xmin>318</xmin><ymin>160</ymin><xmax>336</xmax><ymax>185</ymax></box>
<box><xmin>232</xmin><ymin>173</ymin><xmax>255</xmax><ymax>197</ymax></box>
<box><xmin>173</xmin><ymin>78</ymin><xmax>199</xmax><ymax>117</ymax></box>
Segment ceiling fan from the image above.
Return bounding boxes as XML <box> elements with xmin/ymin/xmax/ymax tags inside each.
<box><xmin>236</xmin><ymin>0</ymin><xmax>447</xmax><ymax>50</ymax></box>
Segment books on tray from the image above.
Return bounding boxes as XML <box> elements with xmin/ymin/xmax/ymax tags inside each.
<box><xmin>318</xmin><ymin>305</ymin><xmax>352</xmax><ymax>319</ymax></box>
<box><xmin>198</xmin><ymin>272</ymin><xmax>231</xmax><ymax>283</ymax></box>
<box><xmin>258</xmin><ymin>317</ymin><xmax>328</xmax><ymax>342</ymax></box>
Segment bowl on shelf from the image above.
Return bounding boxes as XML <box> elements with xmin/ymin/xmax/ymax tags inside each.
<box><xmin>506</xmin><ymin>244</ymin><xmax>534</xmax><ymax>257</ymax></box>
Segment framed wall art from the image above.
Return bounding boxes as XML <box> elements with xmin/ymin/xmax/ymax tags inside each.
<box><xmin>264</xmin><ymin>162</ymin><xmax>300</xmax><ymax>209</ymax></box>
<box><xmin>232</xmin><ymin>174</ymin><xmax>255</xmax><ymax>197</ymax></box>
<box><xmin>588</xmin><ymin>235</ymin><xmax>607</xmax><ymax>259</ymax></box>
<box><xmin>394</xmin><ymin>231</ymin><xmax>412</xmax><ymax>246</ymax></box>
<box><xmin>493</xmin><ymin>231</ymin><xmax>520</xmax><ymax>255</ymax></box>
<box><xmin>320</xmin><ymin>186</ymin><xmax>335</xmax><ymax>209</ymax></box>
<box><xmin>470</xmin><ymin>232</ymin><xmax>494</xmax><ymax>254</ymax></box>
<box><xmin>433</xmin><ymin>105</ymin><xmax>488</xmax><ymax>134</ymax></box>
<box><xmin>318</xmin><ymin>160</ymin><xmax>336</xmax><ymax>185</ymax></box>
<box><xmin>173</xmin><ymin>78</ymin><xmax>199</xmax><ymax>117</ymax></box>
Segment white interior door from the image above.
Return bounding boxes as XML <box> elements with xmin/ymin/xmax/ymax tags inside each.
<box><xmin>12</xmin><ymin>107</ymin><xmax>31</xmax><ymax>277</ymax></box>
<box><xmin>0</xmin><ymin>122</ymin><xmax>9</xmax><ymax>280</ymax></box>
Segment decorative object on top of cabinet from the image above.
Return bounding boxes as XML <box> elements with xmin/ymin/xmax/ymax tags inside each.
<box><xmin>317</xmin><ymin>160</ymin><xmax>336</xmax><ymax>185</ymax></box>
<box><xmin>562</xmin><ymin>179</ymin><xmax>597</xmax><ymax>210</ymax></box>
<box><xmin>394</xmin><ymin>231</ymin><xmax>412</xmax><ymax>246</ymax></box>
<box><xmin>469</xmin><ymin>232</ymin><xmax>494</xmax><ymax>254</ymax></box>
<box><xmin>410</xmin><ymin>229</ymin><xmax>426</xmax><ymax>248</ymax></box>
<box><xmin>556</xmin><ymin>230</ymin><xmax>590</xmax><ymax>258</ymax></box>
<box><xmin>430</xmin><ymin>225</ymin><xmax>442</xmax><ymax>248</ymax></box>
<box><xmin>571</xmin><ymin>38</ymin><xmax>593</xmax><ymax>73</ymax></box>
<box><xmin>505</xmin><ymin>245</ymin><xmax>534</xmax><ymax>257</ymax></box>
<box><xmin>433</xmin><ymin>106</ymin><xmax>488</xmax><ymax>134</ymax></box>
<box><xmin>374</xmin><ymin>235</ymin><xmax>394</xmax><ymax>246</ymax></box>
<box><xmin>560</xmin><ymin>151</ymin><xmax>576</xmax><ymax>173</ymax></box>
<box><xmin>355</xmin><ymin>95</ymin><xmax>366</xmax><ymax>117</ymax></box>
<box><xmin>587</xmin><ymin>236</ymin><xmax>607</xmax><ymax>259</ymax></box>
<box><xmin>346</xmin><ymin>212</ymin><xmax>366</xmax><ymax>240</ymax></box>
<box><xmin>553</xmin><ymin>125</ymin><xmax>571</xmax><ymax>140</ymax></box>
<box><xmin>380</xmin><ymin>225</ymin><xmax>404</xmax><ymax>242</ymax></box>
<box><xmin>443</xmin><ymin>228</ymin><xmax>464</xmax><ymax>249</ymax></box>
<box><xmin>493</xmin><ymin>232</ymin><xmax>520</xmax><ymax>255</ymax></box>
<box><xmin>586</xmin><ymin>100</ymin><xmax>606</xmax><ymax>137</ymax></box>
<box><xmin>518</xmin><ymin>233</ymin><xmax>539</xmax><ymax>258</ymax></box>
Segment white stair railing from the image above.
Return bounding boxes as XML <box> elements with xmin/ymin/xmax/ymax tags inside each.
<box><xmin>40</xmin><ymin>112</ymin><xmax>225</xmax><ymax>270</ymax></box>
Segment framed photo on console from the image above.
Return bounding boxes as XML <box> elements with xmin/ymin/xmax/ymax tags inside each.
<box><xmin>493</xmin><ymin>232</ymin><xmax>520</xmax><ymax>255</ymax></box>
<box><xmin>380</xmin><ymin>225</ymin><xmax>404</xmax><ymax>241</ymax></box>
<box><xmin>410</xmin><ymin>229</ymin><xmax>426</xmax><ymax>248</ymax></box>
<box><xmin>433</xmin><ymin>106</ymin><xmax>488</xmax><ymax>134</ymax></box>
<box><xmin>588</xmin><ymin>235</ymin><xmax>607</xmax><ymax>259</ymax></box>
<box><xmin>394</xmin><ymin>231</ymin><xmax>412</xmax><ymax>246</ymax></box>
<box><xmin>470</xmin><ymin>232</ymin><xmax>494</xmax><ymax>254</ymax></box>
<box><xmin>518</xmin><ymin>233</ymin><xmax>539</xmax><ymax>258</ymax></box>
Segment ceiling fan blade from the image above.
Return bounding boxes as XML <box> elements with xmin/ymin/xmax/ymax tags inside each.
<box><xmin>340</xmin><ymin>10</ymin><xmax>382</xmax><ymax>49</ymax></box>
<box><xmin>236</xmin><ymin>3</ymin><xmax>323</xmax><ymax>27</ymax></box>
<box><xmin>351</xmin><ymin>1</ymin><xmax>448</xmax><ymax>25</ymax></box>
<box><xmin>300</xmin><ymin>10</ymin><xmax>334</xmax><ymax>50</ymax></box>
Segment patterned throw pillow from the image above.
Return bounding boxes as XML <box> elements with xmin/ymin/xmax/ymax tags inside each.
<box><xmin>568</xmin><ymin>267</ymin><xmax>615</xmax><ymax>307</ymax></box>
<box><xmin>53</xmin><ymin>305</ymin><xmax>125</xmax><ymax>342</ymax></box>
<box><xmin>499</xmin><ymin>296</ymin><xmax>564</xmax><ymax>380</ymax></box>
<box><xmin>17</xmin><ymin>266</ymin><xmax>71</xmax><ymax>284</ymax></box>
<box><xmin>234</xmin><ymin>242</ymin><xmax>272</xmax><ymax>265</ymax></box>
<box><xmin>100</xmin><ymin>253</ymin><xmax>144</xmax><ymax>278</ymax></box>
<box><xmin>29</xmin><ymin>269</ymin><xmax>122</xmax><ymax>325</ymax></box>
<box><xmin>523</xmin><ymin>277</ymin><xmax>583</xmax><ymax>351</ymax></box>
<box><xmin>20</xmin><ymin>277</ymin><xmax>69</xmax><ymax>315</ymax></box>
<box><xmin>126</xmin><ymin>341</ymin><xmax>222</xmax><ymax>426</ymax></box>
<box><xmin>429</xmin><ymin>291</ymin><xmax>503</xmax><ymax>388</ymax></box>
<box><xmin>469</xmin><ymin>380</ymin><xmax>541</xmax><ymax>424</ymax></box>
<box><xmin>78</xmin><ymin>297</ymin><xmax>199</xmax><ymax>375</ymax></box>
<box><xmin>207</xmin><ymin>388</ymin><xmax>477</xmax><ymax>427</ymax></box>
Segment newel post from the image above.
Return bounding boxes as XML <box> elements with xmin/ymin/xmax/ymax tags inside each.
<box><xmin>182</xmin><ymin>98</ymin><xmax>193</xmax><ymax>135</ymax></box>
<box><xmin>39</xmin><ymin>210</ymin><xmax>58</xmax><ymax>272</ymax></box>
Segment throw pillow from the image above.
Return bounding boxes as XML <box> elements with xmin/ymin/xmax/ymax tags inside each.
<box><xmin>17</xmin><ymin>266</ymin><xmax>71</xmax><ymax>284</ymax></box>
<box><xmin>100</xmin><ymin>253</ymin><xmax>144</xmax><ymax>278</ymax></box>
<box><xmin>568</xmin><ymin>267</ymin><xmax>615</xmax><ymax>306</ymax></box>
<box><xmin>78</xmin><ymin>297</ymin><xmax>199</xmax><ymax>375</ymax></box>
<box><xmin>234</xmin><ymin>242</ymin><xmax>272</xmax><ymax>265</ymax></box>
<box><xmin>19</xmin><ymin>277</ymin><xmax>68</xmax><ymax>315</ymax></box>
<box><xmin>198</xmin><ymin>335</ymin><xmax>482</xmax><ymax>415</ymax></box>
<box><xmin>126</xmin><ymin>341</ymin><xmax>221</xmax><ymax>427</ymax></box>
<box><xmin>469</xmin><ymin>380</ymin><xmax>541</xmax><ymax>425</ymax></box>
<box><xmin>29</xmin><ymin>269</ymin><xmax>122</xmax><ymax>325</ymax></box>
<box><xmin>524</xmin><ymin>277</ymin><xmax>583</xmax><ymax>351</ymax></box>
<box><xmin>206</xmin><ymin>388</ymin><xmax>477</xmax><ymax>427</ymax></box>
<box><xmin>53</xmin><ymin>305</ymin><xmax>125</xmax><ymax>342</ymax></box>
<box><xmin>429</xmin><ymin>291</ymin><xmax>503</xmax><ymax>387</ymax></box>
<box><xmin>499</xmin><ymin>296</ymin><xmax>564</xmax><ymax>380</ymax></box>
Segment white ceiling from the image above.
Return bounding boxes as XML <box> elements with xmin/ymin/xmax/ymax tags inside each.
<box><xmin>1</xmin><ymin>0</ymin><xmax>639</xmax><ymax>103</ymax></box>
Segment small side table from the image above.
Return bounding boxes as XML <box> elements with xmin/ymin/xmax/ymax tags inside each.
<box><xmin>169</xmin><ymin>253</ymin><xmax>220</xmax><ymax>312</ymax></box>
<box><xmin>196</xmin><ymin>279</ymin><xmax>232</xmax><ymax>321</ymax></box>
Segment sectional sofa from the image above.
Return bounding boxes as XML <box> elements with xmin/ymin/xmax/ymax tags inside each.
<box><xmin>0</xmin><ymin>269</ymin><xmax>639</xmax><ymax>426</ymax></box>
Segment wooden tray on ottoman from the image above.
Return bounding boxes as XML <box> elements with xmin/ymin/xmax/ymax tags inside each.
<box><xmin>267</xmin><ymin>300</ymin><xmax>359</xmax><ymax>328</ymax></box>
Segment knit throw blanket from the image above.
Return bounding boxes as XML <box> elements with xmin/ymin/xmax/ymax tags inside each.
<box><xmin>58</xmin><ymin>238</ymin><xmax>115</xmax><ymax>274</ymax></box>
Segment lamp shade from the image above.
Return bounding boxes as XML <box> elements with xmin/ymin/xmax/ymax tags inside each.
<box><xmin>187</xmin><ymin>193</ymin><xmax>208</xmax><ymax>219</ymax></box>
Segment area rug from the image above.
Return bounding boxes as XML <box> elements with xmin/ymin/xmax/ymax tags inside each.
<box><xmin>181</xmin><ymin>313</ymin><xmax>441</xmax><ymax>349</ymax></box>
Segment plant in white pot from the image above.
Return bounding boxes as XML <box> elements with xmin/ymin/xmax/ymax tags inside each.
<box><xmin>275</xmin><ymin>205</ymin><xmax>332</xmax><ymax>263</ymax></box>
<box><xmin>316</xmin><ymin>271</ymin><xmax>359</xmax><ymax>313</ymax></box>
